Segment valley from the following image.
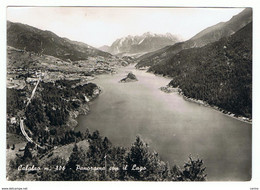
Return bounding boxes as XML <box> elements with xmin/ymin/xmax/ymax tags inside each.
<box><xmin>6</xmin><ymin>7</ymin><xmax>252</xmax><ymax>182</ymax></box>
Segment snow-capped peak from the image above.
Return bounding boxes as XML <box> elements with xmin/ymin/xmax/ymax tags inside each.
<box><xmin>108</xmin><ymin>32</ymin><xmax>182</xmax><ymax>55</ymax></box>
<box><xmin>143</xmin><ymin>32</ymin><xmax>156</xmax><ymax>37</ymax></box>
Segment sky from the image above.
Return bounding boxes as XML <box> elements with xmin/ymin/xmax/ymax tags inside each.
<box><xmin>7</xmin><ymin>7</ymin><xmax>244</xmax><ymax>47</ymax></box>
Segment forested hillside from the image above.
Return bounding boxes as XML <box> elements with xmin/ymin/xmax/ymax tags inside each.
<box><xmin>7</xmin><ymin>21</ymin><xmax>111</xmax><ymax>61</ymax></box>
<box><xmin>7</xmin><ymin>79</ymin><xmax>99</xmax><ymax>145</ymax></box>
<box><xmin>149</xmin><ymin>22</ymin><xmax>252</xmax><ymax>118</ymax></box>
<box><xmin>136</xmin><ymin>8</ymin><xmax>252</xmax><ymax>68</ymax></box>
<box><xmin>8</xmin><ymin>134</ymin><xmax>207</xmax><ymax>181</ymax></box>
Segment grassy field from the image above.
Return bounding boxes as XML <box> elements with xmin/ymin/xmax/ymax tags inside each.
<box><xmin>40</xmin><ymin>140</ymin><xmax>89</xmax><ymax>163</ymax></box>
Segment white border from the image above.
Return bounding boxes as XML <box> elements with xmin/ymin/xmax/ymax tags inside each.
<box><xmin>1</xmin><ymin>0</ymin><xmax>260</xmax><ymax>190</ymax></box>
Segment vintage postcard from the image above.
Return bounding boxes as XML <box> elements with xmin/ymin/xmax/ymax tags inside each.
<box><xmin>5</xmin><ymin>6</ymin><xmax>254</xmax><ymax>185</ymax></box>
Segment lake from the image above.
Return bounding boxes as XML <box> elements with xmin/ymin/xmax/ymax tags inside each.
<box><xmin>76</xmin><ymin>64</ymin><xmax>251</xmax><ymax>181</ymax></box>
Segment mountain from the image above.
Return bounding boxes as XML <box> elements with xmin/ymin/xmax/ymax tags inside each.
<box><xmin>99</xmin><ymin>45</ymin><xmax>110</xmax><ymax>52</ymax></box>
<box><xmin>190</xmin><ymin>7</ymin><xmax>252</xmax><ymax>47</ymax></box>
<box><xmin>7</xmin><ymin>21</ymin><xmax>111</xmax><ymax>61</ymax></box>
<box><xmin>136</xmin><ymin>8</ymin><xmax>252</xmax><ymax>68</ymax></box>
<box><xmin>104</xmin><ymin>32</ymin><xmax>181</xmax><ymax>56</ymax></box>
<box><xmin>149</xmin><ymin>22</ymin><xmax>252</xmax><ymax>118</ymax></box>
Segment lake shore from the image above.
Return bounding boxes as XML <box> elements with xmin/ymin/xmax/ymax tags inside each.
<box><xmin>76</xmin><ymin>64</ymin><xmax>251</xmax><ymax>180</ymax></box>
<box><xmin>67</xmin><ymin>86</ymin><xmax>102</xmax><ymax>129</ymax></box>
<box><xmin>137</xmin><ymin>66</ymin><xmax>252</xmax><ymax>124</ymax></box>
<box><xmin>160</xmin><ymin>85</ymin><xmax>252</xmax><ymax>124</ymax></box>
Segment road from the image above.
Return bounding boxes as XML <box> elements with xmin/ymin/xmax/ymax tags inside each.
<box><xmin>20</xmin><ymin>118</ymin><xmax>43</xmax><ymax>149</ymax></box>
<box><xmin>26</xmin><ymin>77</ymin><xmax>41</xmax><ymax>108</ymax></box>
<box><xmin>20</xmin><ymin>77</ymin><xmax>44</xmax><ymax>149</ymax></box>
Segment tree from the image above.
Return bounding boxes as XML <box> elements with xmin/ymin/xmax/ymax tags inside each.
<box><xmin>125</xmin><ymin>136</ymin><xmax>151</xmax><ymax>180</ymax></box>
<box><xmin>84</xmin><ymin>128</ymin><xmax>90</xmax><ymax>139</ymax></box>
<box><xmin>102</xmin><ymin>137</ymin><xmax>112</xmax><ymax>151</ymax></box>
<box><xmin>86</xmin><ymin>130</ymin><xmax>104</xmax><ymax>165</ymax></box>
<box><xmin>180</xmin><ymin>155</ymin><xmax>207</xmax><ymax>181</ymax></box>
<box><xmin>38</xmin><ymin>156</ymin><xmax>67</xmax><ymax>181</ymax></box>
<box><xmin>90</xmin><ymin>130</ymin><xmax>101</xmax><ymax>140</ymax></box>
<box><xmin>23</xmin><ymin>143</ymin><xmax>32</xmax><ymax>160</ymax></box>
<box><xmin>63</xmin><ymin>143</ymin><xmax>85</xmax><ymax>181</ymax></box>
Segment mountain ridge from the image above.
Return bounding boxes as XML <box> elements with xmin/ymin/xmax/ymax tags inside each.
<box><xmin>136</xmin><ymin>8</ymin><xmax>252</xmax><ymax>68</ymax></box>
<box><xmin>100</xmin><ymin>32</ymin><xmax>182</xmax><ymax>56</ymax></box>
<box><xmin>7</xmin><ymin>21</ymin><xmax>111</xmax><ymax>62</ymax></box>
<box><xmin>149</xmin><ymin>22</ymin><xmax>252</xmax><ymax>118</ymax></box>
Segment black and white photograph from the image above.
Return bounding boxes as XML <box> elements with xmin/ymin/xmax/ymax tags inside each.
<box><xmin>2</xmin><ymin>3</ymin><xmax>258</xmax><ymax>187</ymax></box>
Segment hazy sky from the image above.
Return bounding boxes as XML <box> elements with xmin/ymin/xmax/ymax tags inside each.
<box><xmin>7</xmin><ymin>7</ymin><xmax>244</xmax><ymax>47</ymax></box>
